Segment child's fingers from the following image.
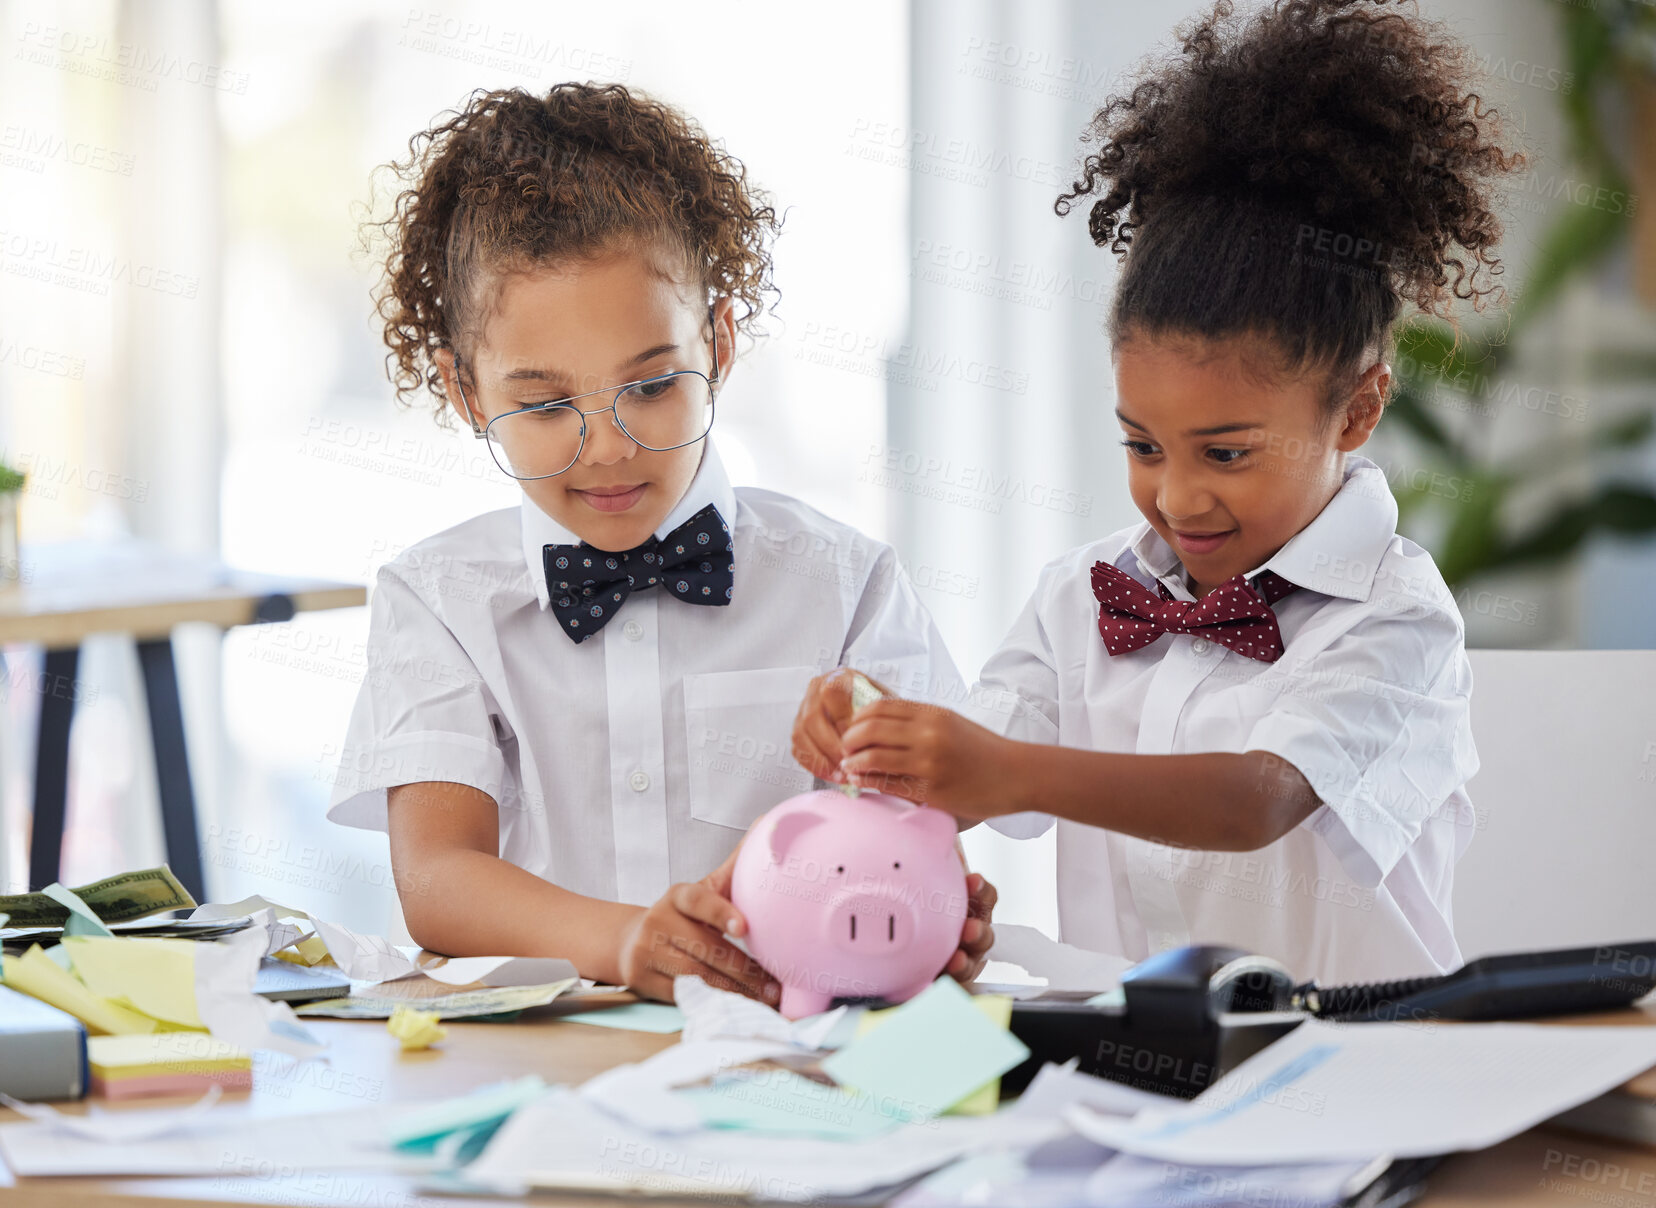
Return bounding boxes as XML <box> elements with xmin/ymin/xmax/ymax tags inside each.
<box><xmin>632</xmin><ymin>942</ymin><xmax>764</xmax><ymax>1004</ymax></box>
<box><xmin>665</xmin><ymin>886</ymin><xmax>779</xmax><ymax>1000</ymax></box>
<box><xmin>688</xmin><ymin>962</ymin><xmax>778</xmax><ymax>1003</ymax></box>
<box><xmin>670</xmin><ymin>880</ymin><xmax>745</xmax><ymax>937</ymax></box>
<box><xmin>967</xmin><ymin>875</ymin><xmax>998</xmax><ymax>921</ymax></box>
<box><xmin>961</xmin><ymin>918</ymin><xmax>995</xmax><ymax>960</ymax></box>
<box><xmin>840</xmin><ymin>713</ymin><xmax>915</xmax><ymax>757</ymax></box>
<box><xmin>628</xmin><ymin>941</ymin><xmax>701</xmax><ymax>1003</ymax></box>
<box><xmin>945</xmin><ymin>945</ymin><xmax>987</xmax><ymax>984</ymax></box>
<box><xmin>796</xmin><ymin>745</ymin><xmax>841</xmax><ymax>784</ymax></box>
<box><xmin>819</xmin><ymin>669</ymin><xmax>860</xmax><ymax>729</ymax></box>
<box><xmin>674</xmin><ymin>924</ymin><xmax>778</xmax><ymax>1002</ymax></box>
<box><xmin>840</xmin><ymin>744</ymin><xmax>917</xmax><ymax>779</ymax></box>
<box><xmin>851</xmin><ymin>697</ymin><xmax>921</xmax><ymax>725</ymax></box>
<box><xmin>698</xmin><ymin>856</ymin><xmax>746</xmax><ymax>933</ymax></box>
<box><xmin>840</xmin><ymin>747</ymin><xmax>932</xmax><ymax>803</ymax></box>
<box><xmin>795</xmin><ymin>709</ymin><xmax>846</xmax><ymax>779</ymax></box>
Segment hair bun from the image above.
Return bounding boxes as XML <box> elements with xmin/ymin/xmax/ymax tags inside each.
<box><xmin>1057</xmin><ymin>0</ymin><xmax>1526</xmax><ymax>318</ymax></box>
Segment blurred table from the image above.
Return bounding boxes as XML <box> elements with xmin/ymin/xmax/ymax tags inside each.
<box><xmin>0</xmin><ymin>539</ymin><xmax>366</xmax><ymax>899</ymax></box>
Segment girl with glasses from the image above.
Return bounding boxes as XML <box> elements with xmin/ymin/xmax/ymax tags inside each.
<box><xmin>329</xmin><ymin>83</ymin><xmax>995</xmax><ymax>1003</ymax></box>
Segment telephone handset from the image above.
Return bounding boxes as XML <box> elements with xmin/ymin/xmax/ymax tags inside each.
<box><xmin>997</xmin><ymin>939</ymin><xmax>1656</xmax><ymax>1100</ymax></box>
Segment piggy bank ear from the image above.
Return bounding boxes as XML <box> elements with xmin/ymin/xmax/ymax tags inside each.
<box><xmin>899</xmin><ymin>805</ymin><xmax>958</xmax><ymax>847</ymax></box>
<box><xmin>769</xmin><ymin>809</ymin><xmax>826</xmax><ymax>862</ymax></box>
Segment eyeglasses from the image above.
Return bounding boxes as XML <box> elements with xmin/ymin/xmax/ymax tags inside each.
<box><xmin>457</xmin><ymin>310</ymin><xmax>721</xmax><ymax>481</ymax></box>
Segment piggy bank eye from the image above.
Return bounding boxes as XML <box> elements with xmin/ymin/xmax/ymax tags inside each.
<box><xmin>834</xmin><ymin>865</ymin><xmax>844</xmax><ymax>874</ymax></box>
<box><xmin>893</xmin><ymin>861</ymin><xmax>901</xmax><ymax>869</ymax></box>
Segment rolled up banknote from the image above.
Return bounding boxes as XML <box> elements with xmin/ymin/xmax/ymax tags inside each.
<box><xmin>0</xmin><ymin>866</ymin><xmax>195</xmax><ymax>928</ymax></box>
<box><xmin>841</xmin><ymin>670</ymin><xmax>891</xmax><ymax>798</ymax></box>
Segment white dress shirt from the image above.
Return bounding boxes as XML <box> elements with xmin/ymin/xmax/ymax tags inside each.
<box><xmin>329</xmin><ymin>441</ymin><xmax>963</xmax><ymax>906</ymax></box>
<box><xmin>968</xmin><ymin>454</ymin><xmax>1479</xmax><ymax>985</ymax></box>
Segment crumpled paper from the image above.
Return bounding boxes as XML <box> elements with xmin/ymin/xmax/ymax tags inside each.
<box><xmin>674</xmin><ymin>975</ymin><xmax>854</xmax><ymax>1050</ymax></box>
<box><xmin>387</xmin><ymin>1006</ymin><xmax>448</xmax><ymax>1051</ymax></box>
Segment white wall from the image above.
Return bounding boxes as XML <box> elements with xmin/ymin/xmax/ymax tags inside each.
<box><xmin>1453</xmin><ymin>650</ymin><xmax>1656</xmax><ymax>958</ymax></box>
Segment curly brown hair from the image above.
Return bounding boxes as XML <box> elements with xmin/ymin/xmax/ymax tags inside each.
<box><xmin>370</xmin><ymin>83</ymin><xmax>780</xmax><ymax>423</ymax></box>
<box><xmin>1055</xmin><ymin>0</ymin><xmax>1525</xmax><ymax>405</ymax></box>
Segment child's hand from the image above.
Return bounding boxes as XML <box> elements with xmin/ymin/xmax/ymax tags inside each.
<box><xmin>840</xmin><ymin>700</ymin><xmax>1018</xmax><ymax>821</ymax></box>
<box><xmin>946</xmin><ymin>872</ymin><xmax>998</xmax><ymax>984</ymax></box>
<box><xmin>792</xmin><ymin>668</ymin><xmax>891</xmax><ymax>782</ymax></box>
<box><xmin>616</xmin><ymin>847</ymin><xmax>781</xmax><ymax>1005</ymax></box>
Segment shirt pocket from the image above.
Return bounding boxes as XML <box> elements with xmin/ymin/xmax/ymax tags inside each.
<box><xmin>684</xmin><ymin>665</ymin><xmax>818</xmax><ymax>830</ymax></box>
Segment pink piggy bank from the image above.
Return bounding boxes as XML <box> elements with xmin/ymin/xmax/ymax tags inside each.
<box><xmin>731</xmin><ymin>789</ymin><xmax>968</xmax><ymax>1019</ymax></box>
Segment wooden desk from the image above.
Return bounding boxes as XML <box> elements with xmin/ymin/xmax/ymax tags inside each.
<box><xmin>2</xmin><ymin>1000</ymin><xmax>1653</xmax><ymax>1206</ymax></box>
<box><xmin>1</xmin><ymin>540</ymin><xmax>366</xmax><ymax>900</ymax></box>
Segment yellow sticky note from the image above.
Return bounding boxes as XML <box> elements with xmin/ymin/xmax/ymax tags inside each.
<box><xmin>852</xmin><ymin>990</ymin><xmax>1014</xmax><ymax>1116</ymax></box>
<box><xmin>61</xmin><ymin>936</ymin><xmax>203</xmax><ymax>1029</ymax></box>
<box><xmin>273</xmin><ymin>934</ymin><xmax>333</xmax><ymax>967</ymax></box>
<box><xmin>1</xmin><ymin>945</ymin><xmax>158</xmax><ymax>1036</ymax></box>
<box><xmin>88</xmin><ymin>1032</ymin><xmax>250</xmax><ymax>1078</ymax></box>
<box><xmin>387</xmin><ymin>1006</ymin><xmax>447</xmax><ymax>1051</ymax></box>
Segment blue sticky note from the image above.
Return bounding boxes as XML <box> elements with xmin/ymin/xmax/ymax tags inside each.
<box><xmin>555</xmin><ymin>1003</ymin><xmax>685</xmax><ymax>1033</ymax></box>
<box><xmin>820</xmin><ymin>978</ymin><xmax>1029</xmax><ymax>1119</ymax></box>
<box><xmin>682</xmin><ymin>1069</ymin><xmax>901</xmax><ymax>1139</ymax></box>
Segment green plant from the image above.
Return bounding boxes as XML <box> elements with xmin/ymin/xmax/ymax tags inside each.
<box><xmin>1385</xmin><ymin>0</ymin><xmax>1656</xmax><ymax>588</ymax></box>
<box><xmin>0</xmin><ymin>463</ymin><xmax>25</xmax><ymax>495</ymax></box>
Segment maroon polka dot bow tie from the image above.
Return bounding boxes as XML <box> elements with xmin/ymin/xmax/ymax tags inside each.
<box><xmin>1090</xmin><ymin>561</ymin><xmax>1301</xmax><ymax>662</ymax></box>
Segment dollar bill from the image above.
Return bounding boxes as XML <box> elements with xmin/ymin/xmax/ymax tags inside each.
<box><xmin>294</xmin><ymin>978</ymin><xmax>578</xmax><ymax>1020</ymax></box>
<box><xmin>0</xmin><ymin>866</ymin><xmax>195</xmax><ymax>928</ymax></box>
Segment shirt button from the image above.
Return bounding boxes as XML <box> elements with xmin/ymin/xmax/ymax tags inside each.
<box><xmin>622</xmin><ymin>619</ymin><xmax>643</xmax><ymax>641</ymax></box>
<box><xmin>1190</xmin><ymin>638</ymin><xmax>1211</xmax><ymax>656</ymax></box>
<box><xmin>629</xmin><ymin>770</ymin><xmax>651</xmax><ymax>793</ymax></box>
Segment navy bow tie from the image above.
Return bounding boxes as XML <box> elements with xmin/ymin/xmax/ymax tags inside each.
<box><xmin>543</xmin><ymin>504</ymin><xmax>734</xmax><ymax>643</ymax></box>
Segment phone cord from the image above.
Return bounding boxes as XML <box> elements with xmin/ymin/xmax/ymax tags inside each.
<box><xmin>1293</xmin><ymin>974</ymin><xmax>1445</xmax><ymax>1020</ymax></box>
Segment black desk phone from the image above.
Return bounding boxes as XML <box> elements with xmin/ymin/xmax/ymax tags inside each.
<box><xmin>994</xmin><ymin>939</ymin><xmax>1656</xmax><ymax>1100</ymax></box>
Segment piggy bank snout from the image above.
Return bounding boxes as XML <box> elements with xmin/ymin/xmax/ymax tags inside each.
<box><xmin>827</xmin><ymin>890</ymin><xmax>916</xmax><ymax>955</ymax></box>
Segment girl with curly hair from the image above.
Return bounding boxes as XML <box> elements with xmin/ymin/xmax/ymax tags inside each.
<box><xmin>328</xmin><ymin>83</ymin><xmax>993</xmax><ymax>1002</ymax></box>
<box><xmin>797</xmin><ymin>0</ymin><xmax>1524</xmax><ymax>983</ymax></box>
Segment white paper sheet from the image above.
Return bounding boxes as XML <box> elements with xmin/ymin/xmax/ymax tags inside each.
<box><xmin>578</xmin><ymin>1038</ymin><xmax>798</xmax><ymax>1134</ymax></box>
<box><xmin>465</xmin><ymin>1085</ymin><xmax>1064</xmax><ymax>1200</ymax></box>
<box><xmin>0</xmin><ymin>1102</ymin><xmax>410</xmax><ymax>1177</ymax></box>
<box><xmin>1007</xmin><ymin>1058</ymin><xmax>1178</xmax><ymax>1121</ymax></box>
<box><xmin>986</xmin><ymin>924</ymin><xmax>1133</xmax><ymax>992</ymax></box>
<box><xmin>192</xmin><ymin>896</ymin><xmax>579</xmax><ymax>989</ymax></box>
<box><xmin>193</xmin><ymin>923</ymin><xmax>326</xmax><ymax>1059</ymax></box>
<box><xmin>192</xmin><ymin>896</ymin><xmax>419</xmax><ymax>982</ymax></box>
<box><xmin>0</xmin><ymin>1086</ymin><xmax>223</xmax><ymax>1143</ymax></box>
<box><xmin>308</xmin><ymin>917</ymin><xmax>421</xmax><ymax>982</ymax></box>
<box><xmin>1067</xmin><ymin>1018</ymin><xmax>1656</xmax><ymax>1164</ymax></box>
<box><xmin>1080</xmin><ymin>1154</ymin><xmax>1385</xmax><ymax>1208</ymax></box>
<box><xmin>417</xmin><ymin>954</ymin><xmax>579</xmax><ymax>987</ymax></box>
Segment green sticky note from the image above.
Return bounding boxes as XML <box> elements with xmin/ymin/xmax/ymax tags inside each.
<box><xmin>820</xmin><ymin>978</ymin><xmax>1029</xmax><ymax>1120</ymax></box>
<box><xmin>682</xmin><ymin>1069</ymin><xmax>901</xmax><ymax>1139</ymax></box>
<box><xmin>555</xmin><ymin>1003</ymin><xmax>684</xmax><ymax>1033</ymax></box>
<box><xmin>387</xmin><ymin>1074</ymin><xmax>546</xmax><ymax>1152</ymax></box>
<box><xmin>846</xmin><ymin>990</ymin><xmax>1014</xmax><ymax>1116</ymax></box>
